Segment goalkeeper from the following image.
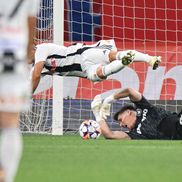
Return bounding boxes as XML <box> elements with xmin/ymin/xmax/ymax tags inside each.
<box><xmin>91</xmin><ymin>88</ymin><xmax>182</xmax><ymax>140</ymax></box>
<box><xmin>31</xmin><ymin>40</ymin><xmax>161</xmax><ymax>93</ymax></box>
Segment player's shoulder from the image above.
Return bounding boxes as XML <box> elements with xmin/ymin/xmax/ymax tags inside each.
<box><xmin>134</xmin><ymin>96</ymin><xmax>149</xmax><ymax>104</ymax></box>
<box><xmin>35</xmin><ymin>43</ymin><xmax>60</xmax><ymax>51</ymax></box>
<box><xmin>97</xmin><ymin>39</ymin><xmax>115</xmax><ymax>44</ymax></box>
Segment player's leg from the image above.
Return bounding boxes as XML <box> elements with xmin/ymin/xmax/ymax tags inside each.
<box><xmin>0</xmin><ymin>69</ymin><xmax>30</xmax><ymax>182</ymax></box>
<box><xmin>101</xmin><ymin>60</ymin><xmax>128</xmax><ymax>77</ymax></box>
<box><xmin>0</xmin><ymin>166</ymin><xmax>5</xmax><ymax>182</ymax></box>
<box><xmin>82</xmin><ymin>49</ymin><xmax>130</xmax><ymax>81</ymax></box>
<box><xmin>0</xmin><ymin>112</ymin><xmax>23</xmax><ymax>182</ymax></box>
<box><xmin>86</xmin><ymin>60</ymin><xmax>129</xmax><ymax>81</ymax></box>
<box><xmin>115</xmin><ymin>50</ymin><xmax>161</xmax><ymax>70</ymax></box>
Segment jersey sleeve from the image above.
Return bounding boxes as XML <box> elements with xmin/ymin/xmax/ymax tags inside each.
<box><xmin>34</xmin><ymin>44</ymin><xmax>51</xmax><ymax>64</ymax></box>
<box><xmin>127</xmin><ymin>131</ymin><xmax>148</xmax><ymax>139</ymax></box>
<box><xmin>34</xmin><ymin>43</ymin><xmax>67</xmax><ymax>64</ymax></box>
<box><xmin>132</xmin><ymin>96</ymin><xmax>152</xmax><ymax>109</ymax></box>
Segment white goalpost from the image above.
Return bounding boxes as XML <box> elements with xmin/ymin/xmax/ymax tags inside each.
<box><xmin>20</xmin><ymin>0</ymin><xmax>182</xmax><ymax>135</ymax></box>
<box><xmin>20</xmin><ymin>0</ymin><xmax>64</xmax><ymax>135</ymax></box>
<box><xmin>52</xmin><ymin>0</ymin><xmax>64</xmax><ymax>135</ymax></box>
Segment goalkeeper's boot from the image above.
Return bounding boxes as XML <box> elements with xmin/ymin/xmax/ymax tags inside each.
<box><xmin>121</xmin><ymin>51</ymin><xmax>135</xmax><ymax>66</ymax></box>
<box><xmin>149</xmin><ymin>56</ymin><xmax>162</xmax><ymax>70</ymax></box>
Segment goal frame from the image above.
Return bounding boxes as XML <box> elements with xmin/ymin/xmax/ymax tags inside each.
<box><xmin>20</xmin><ymin>0</ymin><xmax>182</xmax><ymax>135</ymax></box>
<box><xmin>52</xmin><ymin>0</ymin><xmax>64</xmax><ymax>135</ymax></box>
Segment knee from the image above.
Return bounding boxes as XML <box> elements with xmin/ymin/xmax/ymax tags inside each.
<box><xmin>87</xmin><ymin>65</ymin><xmax>107</xmax><ymax>82</ymax></box>
<box><xmin>108</xmin><ymin>50</ymin><xmax>117</xmax><ymax>62</ymax></box>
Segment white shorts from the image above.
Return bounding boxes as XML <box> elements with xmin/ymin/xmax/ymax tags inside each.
<box><xmin>81</xmin><ymin>48</ymin><xmax>110</xmax><ymax>71</ymax></box>
<box><xmin>81</xmin><ymin>48</ymin><xmax>110</xmax><ymax>81</ymax></box>
<box><xmin>0</xmin><ymin>66</ymin><xmax>31</xmax><ymax>112</ymax></box>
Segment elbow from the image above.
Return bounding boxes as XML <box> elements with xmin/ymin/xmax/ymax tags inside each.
<box><xmin>126</xmin><ymin>87</ymin><xmax>134</xmax><ymax>93</ymax></box>
<box><xmin>125</xmin><ymin>87</ymin><xmax>136</xmax><ymax>97</ymax></box>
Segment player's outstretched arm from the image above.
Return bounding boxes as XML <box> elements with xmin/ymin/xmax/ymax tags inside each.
<box><xmin>27</xmin><ymin>16</ymin><xmax>37</xmax><ymax>64</ymax></box>
<box><xmin>112</xmin><ymin>87</ymin><xmax>142</xmax><ymax>102</ymax></box>
<box><xmin>99</xmin><ymin>87</ymin><xmax>142</xmax><ymax>119</ymax></box>
<box><xmin>102</xmin><ymin>87</ymin><xmax>142</xmax><ymax>104</ymax></box>
<box><xmin>99</xmin><ymin>119</ymin><xmax>131</xmax><ymax>139</ymax></box>
<box><xmin>91</xmin><ymin>95</ymin><xmax>131</xmax><ymax>140</ymax></box>
<box><xmin>31</xmin><ymin>61</ymin><xmax>44</xmax><ymax>93</ymax></box>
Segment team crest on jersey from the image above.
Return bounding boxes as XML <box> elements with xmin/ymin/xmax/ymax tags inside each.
<box><xmin>136</xmin><ymin>109</ymin><xmax>142</xmax><ymax>116</ymax></box>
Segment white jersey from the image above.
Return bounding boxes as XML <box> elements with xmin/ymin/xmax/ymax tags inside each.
<box><xmin>34</xmin><ymin>40</ymin><xmax>117</xmax><ymax>78</ymax></box>
<box><xmin>0</xmin><ymin>0</ymin><xmax>40</xmax><ymax>112</ymax></box>
<box><xmin>0</xmin><ymin>0</ymin><xmax>40</xmax><ymax>60</ymax></box>
<box><xmin>80</xmin><ymin>39</ymin><xmax>117</xmax><ymax>72</ymax></box>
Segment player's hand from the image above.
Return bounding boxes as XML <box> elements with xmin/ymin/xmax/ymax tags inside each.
<box><xmin>91</xmin><ymin>94</ymin><xmax>103</xmax><ymax>114</ymax></box>
<box><xmin>99</xmin><ymin>94</ymin><xmax>115</xmax><ymax>119</ymax></box>
<box><xmin>100</xmin><ymin>102</ymin><xmax>111</xmax><ymax>119</ymax></box>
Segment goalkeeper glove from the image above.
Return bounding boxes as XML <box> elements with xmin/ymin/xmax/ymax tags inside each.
<box><xmin>100</xmin><ymin>103</ymin><xmax>111</xmax><ymax>120</ymax></box>
<box><xmin>100</xmin><ymin>94</ymin><xmax>115</xmax><ymax>119</ymax></box>
<box><xmin>91</xmin><ymin>94</ymin><xmax>103</xmax><ymax>122</ymax></box>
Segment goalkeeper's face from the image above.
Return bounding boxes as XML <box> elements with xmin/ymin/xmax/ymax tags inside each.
<box><xmin>117</xmin><ymin>109</ymin><xmax>136</xmax><ymax>130</ymax></box>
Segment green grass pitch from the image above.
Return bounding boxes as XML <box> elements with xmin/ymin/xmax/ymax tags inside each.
<box><xmin>15</xmin><ymin>134</ymin><xmax>182</xmax><ymax>182</ymax></box>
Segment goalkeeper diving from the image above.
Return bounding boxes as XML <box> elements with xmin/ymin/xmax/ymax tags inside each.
<box><xmin>91</xmin><ymin>88</ymin><xmax>182</xmax><ymax>140</ymax></box>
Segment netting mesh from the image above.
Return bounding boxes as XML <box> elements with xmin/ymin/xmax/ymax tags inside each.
<box><xmin>20</xmin><ymin>0</ymin><xmax>182</xmax><ymax>134</ymax></box>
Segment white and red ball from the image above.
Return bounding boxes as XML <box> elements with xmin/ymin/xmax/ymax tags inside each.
<box><xmin>79</xmin><ymin>120</ymin><xmax>101</xmax><ymax>140</ymax></box>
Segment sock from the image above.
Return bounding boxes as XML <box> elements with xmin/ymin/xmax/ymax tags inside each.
<box><xmin>0</xmin><ymin>128</ymin><xmax>23</xmax><ymax>182</ymax></box>
<box><xmin>102</xmin><ymin>60</ymin><xmax>125</xmax><ymax>76</ymax></box>
<box><xmin>116</xmin><ymin>50</ymin><xmax>152</xmax><ymax>63</ymax></box>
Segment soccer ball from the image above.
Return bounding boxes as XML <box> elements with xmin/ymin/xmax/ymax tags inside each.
<box><xmin>79</xmin><ymin>120</ymin><xmax>101</xmax><ymax>140</ymax></box>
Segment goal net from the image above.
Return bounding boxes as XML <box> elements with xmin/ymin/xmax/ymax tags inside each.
<box><xmin>20</xmin><ymin>0</ymin><xmax>182</xmax><ymax>134</ymax></box>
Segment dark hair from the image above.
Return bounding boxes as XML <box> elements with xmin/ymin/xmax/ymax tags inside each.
<box><xmin>113</xmin><ymin>104</ymin><xmax>136</xmax><ymax>121</ymax></box>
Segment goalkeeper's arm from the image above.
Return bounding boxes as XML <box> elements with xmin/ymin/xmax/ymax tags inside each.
<box><xmin>111</xmin><ymin>87</ymin><xmax>142</xmax><ymax>102</ymax></box>
<box><xmin>100</xmin><ymin>88</ymin><xmax>142</xmax><ymax>119</ymax></box>
<box><xmin>103</xmin><ymin>87</ymin><xmax>142</xmax><ymax>104</ymax></box>
<box><xmin>91</xmin><ymin>96</ymin><xmax>131</xmax><ymax>140</ymax></box>
<box><xmin>99</xmin><ymin>118</ymin><xmax>131</xmax><ymax>140</ymax></box>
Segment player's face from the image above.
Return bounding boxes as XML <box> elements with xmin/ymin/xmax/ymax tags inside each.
<box><xmin>117</xmin><ymin>110</ymin><xmax>136</xmax><ymax>130</ymax></box>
